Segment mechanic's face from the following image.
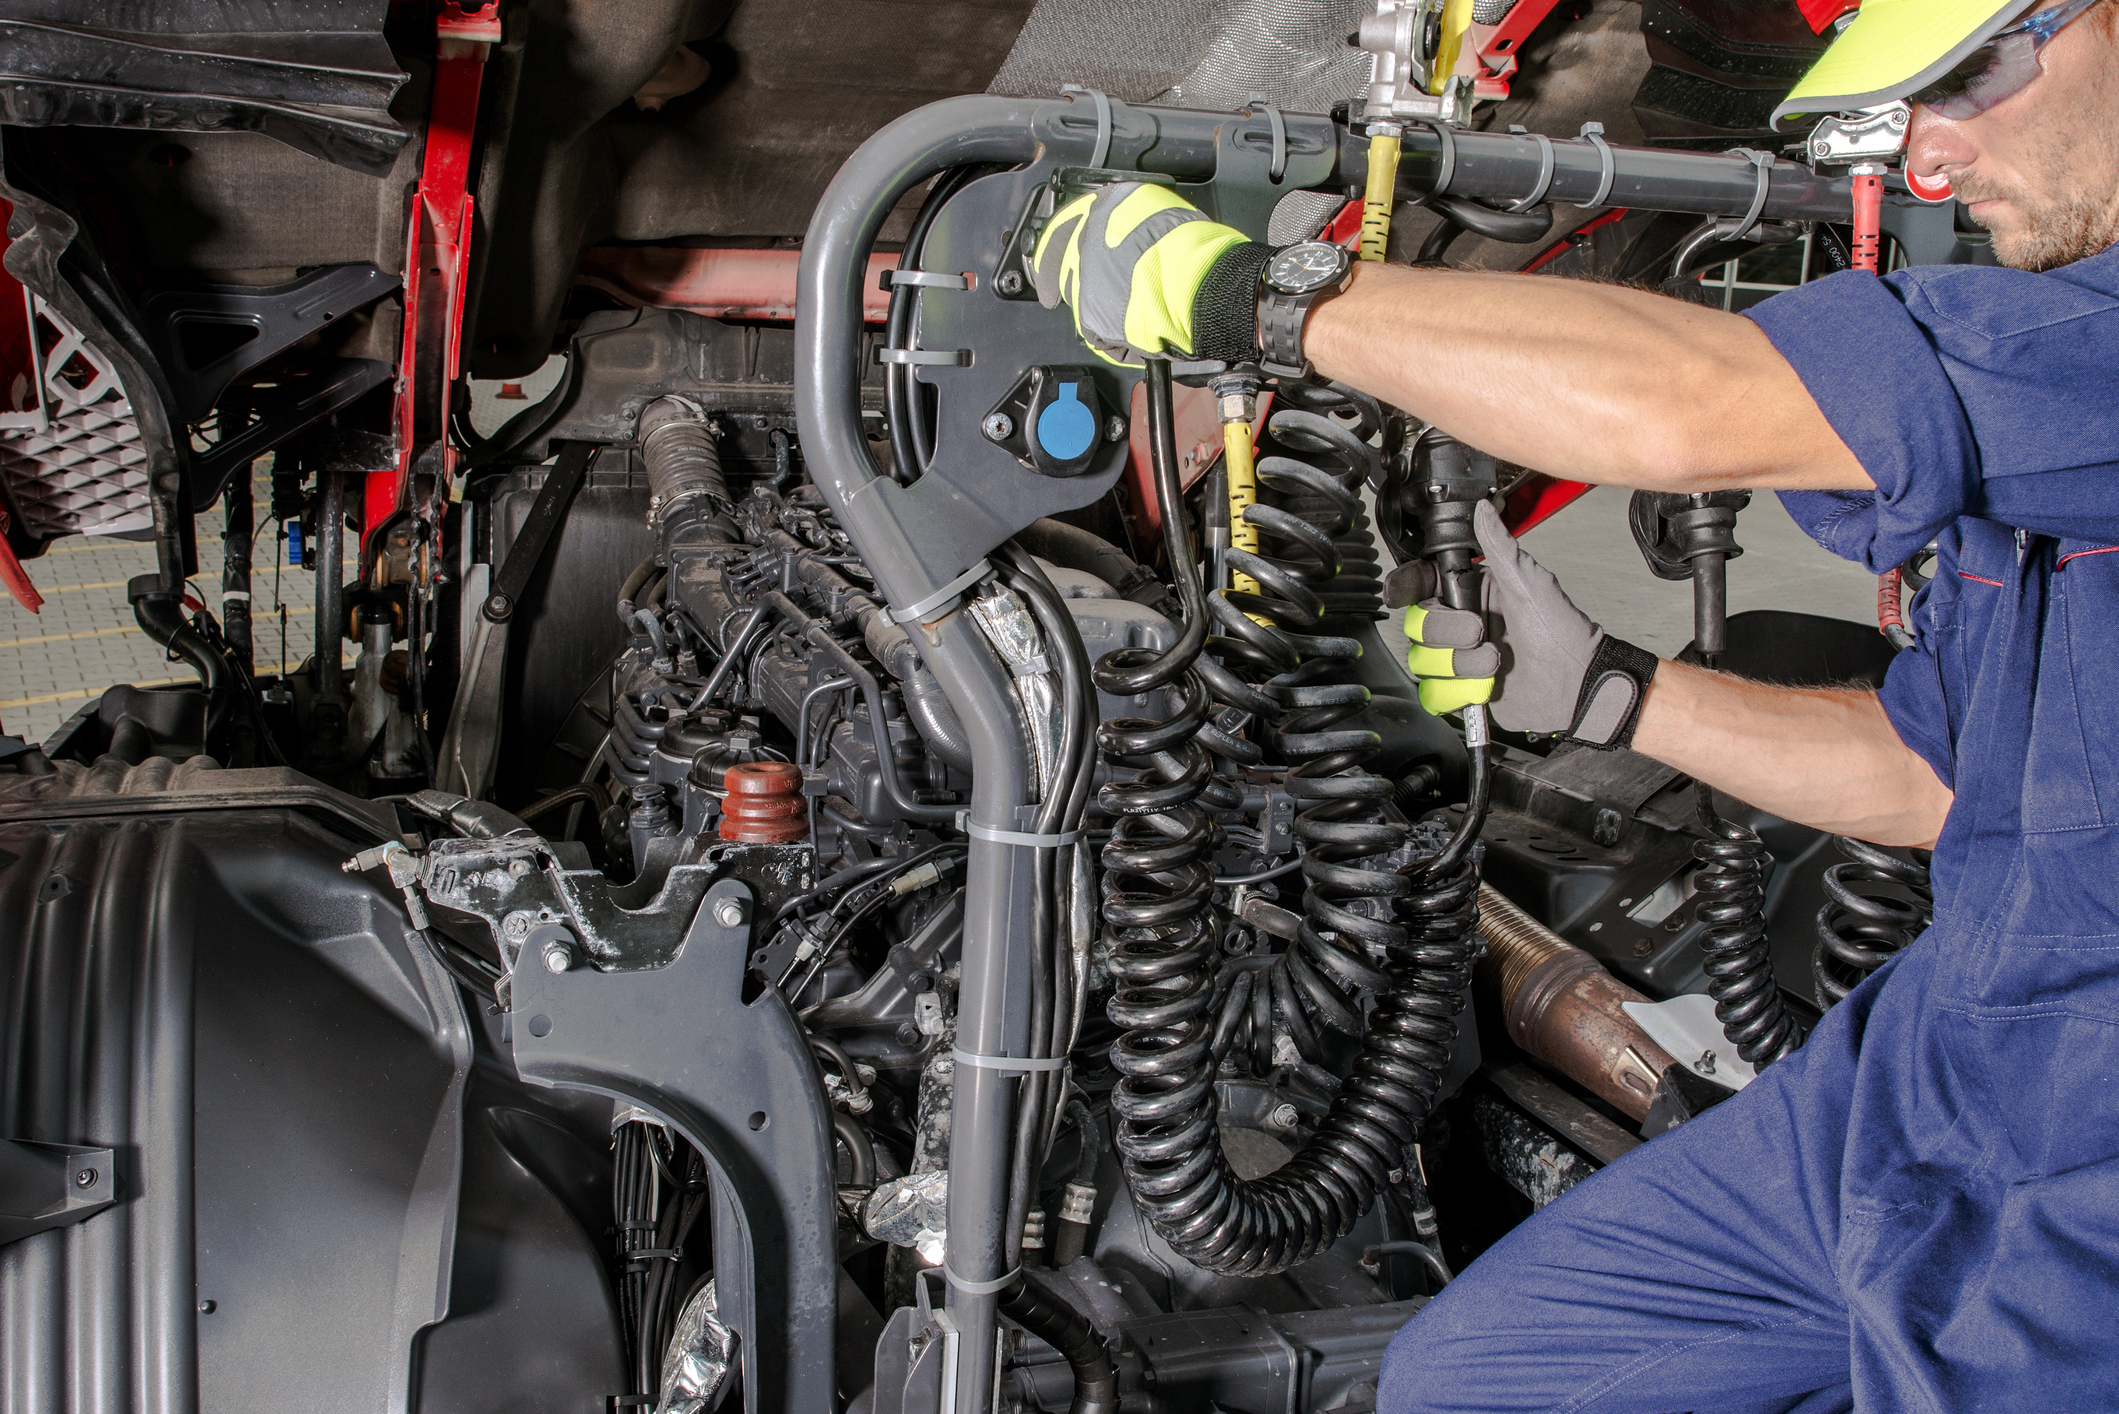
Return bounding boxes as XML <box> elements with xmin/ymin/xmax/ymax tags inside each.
<box><xmin>1907</xmin><ymin>0</ymin><xmax>2119</xmax><ymax>271</ymax></box>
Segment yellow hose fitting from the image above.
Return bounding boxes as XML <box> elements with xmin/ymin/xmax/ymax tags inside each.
<box><xmin>1359</xmin><ymin>126</ymin><xmax>1402</xmax><ymax>264</ymax></box>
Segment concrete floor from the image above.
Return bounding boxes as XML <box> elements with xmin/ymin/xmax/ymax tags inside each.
<box><xmin>0</xmin><ymin>464</ymin><xmax>358</xmax><ymax>745</ymax></box>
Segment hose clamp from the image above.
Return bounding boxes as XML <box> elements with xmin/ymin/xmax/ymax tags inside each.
<box><xmin>1506</xmin><ymin>126</ymin><xmax>1555</xmax><ymax>212</ymax></box>
<box><xmin>967</xmin><ymin>822</ymin><xmax>1082</xmax><ymax>847</ymax></box>
<box><xmin>1579</xmin><ymin>122</ymin><xmax>1616</xmax><ymax>208</ymax></box>
<box><xmin>1059</xmin><ymin>85</ymin><xmax>1114</xmax><ymax>168</ymax></box>
<box><xmin>953</xmin><ymin>1049</ymin><xmax>1069</xmax><ymax>1073</ymax></box>
<box><xmin>889</xmin><ymin>559</ymin><xmax>994</xmax><ymax>624</ymax></box>
<box><xmin>879</xmin><ymin>269</ymin><xmax>971</xmax><ymax>290</ymax></box>
<box><xmin>944</xmin><ymin>1264</ymin><xmax>1021</xmax><ymax>1296</ymax></box>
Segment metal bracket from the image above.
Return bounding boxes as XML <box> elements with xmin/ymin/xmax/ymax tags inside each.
<box><xmin>0</xmin><ymin>1139</ymin><xmax>117</xmax><ymax>1246</ymax></box>
<box><xmin>506</xmin><ymin>878</ymin><xmax>837</xmax><ymax>1414</ymax></box>
<box><xmin>482</xmin><ymin>441</ymin><xmax>596</xmax><ymax>622</ymax></box>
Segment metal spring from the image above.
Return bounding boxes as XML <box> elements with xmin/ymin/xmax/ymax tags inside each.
<box><xmin>1812</xmin><ymin>837</ymin><xmax>1933</xmax><ymax>1007</ymax></box>
<box><xmin>1692</xmin><ymin>784</ymin><xmax>1802</xmax><ymax>1067</ymax></box>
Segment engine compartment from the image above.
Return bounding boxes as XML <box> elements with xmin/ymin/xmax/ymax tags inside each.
<box><xmin>0</xmin><ymin>15</ymin><xmax>1958</xmax><ymax>1414</ymax></box>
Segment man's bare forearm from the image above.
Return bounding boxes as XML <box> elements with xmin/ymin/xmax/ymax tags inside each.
<box><xmin>1305</xmin><ymin>264</ymin><xmax>1871</xmax><ymax>493</ymax></box>
<box><xmin>1630</xmin><ymin>660</ymin><xmax>1951</xmax><ymax>846</ymax></box>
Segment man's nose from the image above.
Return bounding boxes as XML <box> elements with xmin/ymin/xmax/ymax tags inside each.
<box><xmin>1906</xmin><ymin>105</ymin><xmax>1977</xmax><ymax>186</ymax></box>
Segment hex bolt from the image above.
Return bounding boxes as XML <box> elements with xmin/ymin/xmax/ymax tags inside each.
<box><xmin>981</xmin><ymin>412</ymin><xmax>1014</xmax><ymax>441</ymax></box>
<box><xmin>714</xmin><ymin>897</ymin><xmax>748</xmax><ymax>929</ymax></box>
<box><xmin>1631</xmin><ymin>937</ymin><xmax>1653</xmax><ymax>958</ymax></box>
<box><xmin>75</xmin><ymin>1167</ymin><xmax>97</xmax><ymax>1189</ymax></box>
<box><xmin>1269</xmin><ymin>1103</ymin><xmax>1300</xmax><ymax>1131</ymax></box>
<box><xmin>542</xmin><ymin>939</ymin><xmax>575</xmax><ymax>973</ymax></box>
<box><xmin>1105</xmin><ymin>415</ymin><xmax>1128</xmax><ymax>442</ymax></box>
<box><xmin>508</xmin><ymin>858</ymin><xmax>532</xmax><ymax>878</ymax></box>
<box><xmin>995</xmin><ymin>269</ymin><xmax>1026</xmax><ymax>296</ymax></box>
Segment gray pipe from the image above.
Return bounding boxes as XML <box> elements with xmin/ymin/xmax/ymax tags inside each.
<box><xmin>794</xmin><ymin>91</ymin><xmax>1857</xmax><ymax>1414</ymax></box>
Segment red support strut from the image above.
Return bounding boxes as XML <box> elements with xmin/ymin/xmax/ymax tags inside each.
<box><xmin>364</xmin><ymin>0</ymin><xmax>500</xmax><ymax>550</ymax></box>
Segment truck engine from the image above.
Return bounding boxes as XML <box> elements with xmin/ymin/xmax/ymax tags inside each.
<box><xmin>0</xmin><ymin>3</ymin><xmax>1959</xmax><ymax>1412</ymax></box>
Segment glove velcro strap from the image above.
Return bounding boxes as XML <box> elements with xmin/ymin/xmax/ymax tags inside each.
<box><xmin>1567</xmin><ymin>636</ymin><xmax>1659</xmax><ymax>750</ymax></box>
<box><xmin>1189</xmin><ymin>241</ymin><xmax>1274</xmax><ymax>364</ymax></box>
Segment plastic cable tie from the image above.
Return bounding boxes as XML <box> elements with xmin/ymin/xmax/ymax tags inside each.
<box><xmin>1011</xmin><ymin>654</ymin><xmax>1052</xmax><ymax>678</ymax></box>
<box><xmin>1060</xmin><ymin>85</ymin><xmax>1114</xmax><ymax>169</ymax></box>
<box><xmin>953</xmin><ymin>1048</ymin><xmax>1068</xmax><ymax>1073</ymax></box>
<box><xmin>890</xmin><ymin>560</ymin><xmax>994</xmax><ymax>625</ymax></box>
<box><xmin>944</xmin><ymin>1264</ymin><xmax>1022</xmax><ymax>1296</ymax></box>
<box><xmin>1423</xmin><ymin>119</ymin><xmax>1458</xmax><ymax>198</ymax></box>
<box><xmin>967</xmin><ymin>822</ymin><xmax>1082</xmax><ymax>847</ymax></box>
<box><xmin>876</xmin><ymin>346</ymin><xmax>972</xmax><ymax>366</ymax></box>
<box><xmin>1247</xmin><ymin>95</ymin><xmax>1288</xmax><ymax>184</ymax></box>
<box><xmin>1579</xmin><ymin>122</ymin><xmax>1616</xmax><ymax>208</ymax></box>
<box><xmin>1507</xmin><ymin>127</ymin><xmax>1555</xmax><ymax>212</ymax></box>
<box><xmin>1720</xmin><ymin>148</ymin><xmax>1773</xmax><ymax>243</ymax></box>
<box><xmin>881</xmin><ymin>269</ymin><xmax>971</xmax><ymax>290</ymax></box>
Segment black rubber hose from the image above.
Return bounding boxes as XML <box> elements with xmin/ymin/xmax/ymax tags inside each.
<box><xmin>998</xmin><ymin>1278</ymin><xmax>1118</xmax><ymax>1414</ymax></box>
<box><xmin>764</xmin><ymin>590</ymin><xmax>958</xmax><ymax>824</ymax></box>
<box><xmin>405</xmin><ymin>788</ymin><xmax>536</xmax><ymax>839</ymax></box>
<box><xmin>128</xmin><ymin>577</ymin><xmax>233</xmax><ymax>739</ymax></box>
<box><xmin>1427</xmin><ymin>194</ymin><xmax>1554</xmax><ymax>243</ymax></box>
<box><xmin>832</xmin><ymin>1110</ymin><xmax>877</xmax><ymax>1187</ymax></box>
<box><xmin>1016</xmin><ymin>517</ymin><xmax>1179</xmax><ymax>617</ymax></box>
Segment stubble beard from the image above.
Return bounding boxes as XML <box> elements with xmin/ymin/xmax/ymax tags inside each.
<box><xmin>1958</xmin><ymin>168</ymin><xmax>2119</xmax><ymax>270</ymax></box>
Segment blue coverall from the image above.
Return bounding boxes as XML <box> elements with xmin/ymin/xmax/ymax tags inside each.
<box><xmin>1378</xmin><ymin>242</ymin><xmax>2119</xmax><ymax>1413</ymax></box>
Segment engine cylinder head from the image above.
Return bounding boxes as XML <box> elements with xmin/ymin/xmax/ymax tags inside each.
<box><xmin>720</xmin><ymin>761</ymin><xmax>808</xmax><ymax>842</ymax></box>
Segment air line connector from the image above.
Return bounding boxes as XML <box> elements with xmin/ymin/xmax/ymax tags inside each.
<box><xmin>1208</xmin><ymin>371</ymin><xmax>1262</xmax><ymax>599</ymax></box>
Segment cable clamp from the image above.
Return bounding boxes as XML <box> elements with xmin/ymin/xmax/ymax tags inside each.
<box><xmin>1578</xmin><ymin>122</ymin><xmax>1616</xmax><ymax>208</ymax></box>
<box><xmin>1720</xmin><ymin>148</ymin><xmax>1774</xmax><ymax>243</ymax></box>
<box><xmin>220</xmin><ymin>589</ymin><xmax>252</xmax><ymax>602</ymax></box>
<box><xmin>967</xmin><ymin>822</ymin><xmax>1082</xmax><ymax>848</ymax></box>
<box><xmin>876</xmin><ymin>346</ymin><xmax>972</xmax><ymax>366</ymax></box>
<box><xmin>953</xmin><ymin>1048</ymin><xmax>1068</xmax><ymax>1074</ymax></box>
<box><xmin>944</xmin><ymin>1264</ymin><xmax>1021</xmax><ymax>1296</ymax></box>
<box><xmin>1245</xmin><ymin>94</ymin><xmax>1288</xmax><ymax>183</ymax></box>
<box><xmin>1420</xmin><ymin>119</ymin><xmax>1458</xmax><ymax>198</ymax></box>
<box><xmin>1059</xmin><ymin>86</ymin><xmax>1114</xmax><ymax>169</ymax></box>
<box><xmin>1011</xmin><ymin>654</ymin><xmax>1052</xmax><ymax>679</ymax></box>
<box><xmin>880</xmin><ymin>269</ymin><xmax>971</xmax><ymax>290</ymax></box>
<box><xmin>1506</xmin><ymin>126</ymin><xmax>1555</xmax><ymax>212</ymax></box>
<box><xmin>890</xmin><ymin>559</ymin><xmax>995</xmax><ymax>625</ymax></box>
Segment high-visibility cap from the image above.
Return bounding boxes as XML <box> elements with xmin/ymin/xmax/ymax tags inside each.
<box><xmin>1772</xmin><ymin>0</ymin><xmax>2042</xmax><ymax>126</ymax></box>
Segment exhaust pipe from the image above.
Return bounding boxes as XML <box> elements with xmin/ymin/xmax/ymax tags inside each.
<box><xmin>1478</xmin><ymin>883</ymin><xmax>1679</xmax><ymax>1123</ymax></box>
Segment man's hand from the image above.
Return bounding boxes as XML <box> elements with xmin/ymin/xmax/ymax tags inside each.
<box><xmin>1029</xmin><ymin>182</ymin><xmax>1263</xmax><ymax>366</ymax></box>
<box><xmin>1390</xmin><ymin>502</ymin><xmax>1660</xmax><ymax>748</ymax></box>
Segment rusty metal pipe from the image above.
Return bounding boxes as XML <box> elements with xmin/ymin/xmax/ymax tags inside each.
<box><xmin>1477</xmin><ymin>883</ymin><xmax>1678</xmax><ymax>1122</ymax></box>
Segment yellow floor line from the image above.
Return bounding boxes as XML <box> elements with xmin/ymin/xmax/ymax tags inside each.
<box><xmin>2</xmin><ymin>675</ymin><xmax>191</xmax><ymax>711</ymax></box>
<box><xmin>0</xmin><ymin>625</ymin><xmax>137</xmax><ymax>648</ymax></box>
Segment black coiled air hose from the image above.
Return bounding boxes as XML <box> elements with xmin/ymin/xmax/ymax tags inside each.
<box><xmin>1193</xmin><ymin>391</ymin><xmax>1410</xmax><ymax>1067</ymax></box>
<box><xmin>1812</xmin><ymin>837</ymin><xmax>1933</xmax><ymax>1008</ymax></box>
<box><xmin>1104</xmin><ymin>365</ymin><xmax>1485</xmax><ymax>1277</ymax></box>
<box><xmin>1692</xmin><ymin>784</ymin><xmax>1803</xmax><ymax>1067</ymax></box>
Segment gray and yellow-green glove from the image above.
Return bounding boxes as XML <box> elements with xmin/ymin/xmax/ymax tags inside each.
<box><xmin>1385</xmin><ymin>502</ymin><xmax>1662</xmax><ymax>749</ymax></box>
<box><xmin>1028</xmin><ymin>182</ymin><xmax>1275</xmax><ymax>367</ymax></box>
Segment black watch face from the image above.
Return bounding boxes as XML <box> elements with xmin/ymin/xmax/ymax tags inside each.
<box><xmin>1265</xmin><ymin>242</ymin><xmax>1348</xmax><ymax>296</ymax></box>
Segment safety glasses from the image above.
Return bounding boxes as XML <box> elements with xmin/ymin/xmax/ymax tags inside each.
<box><xmin>1910</xmin><ymin>0</ymin><xmax>2104</xmax><ymax>118</ymax></box>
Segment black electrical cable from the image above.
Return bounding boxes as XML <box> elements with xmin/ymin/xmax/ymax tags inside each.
<box><xmin>885</xmin><ymin>166</ymin><xmax>983</xmax><ymax>483</ymax></box>
<box><xmin>765</xmin><ymin>843</ymin><xmax>966</xmax><ymax>933</ymax></box>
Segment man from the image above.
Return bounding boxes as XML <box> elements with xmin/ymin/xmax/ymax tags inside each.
<box><xmin>1032</xmin><ymin>0</ymin><xmax>2119</xmax><ymax>1406</ymax></box>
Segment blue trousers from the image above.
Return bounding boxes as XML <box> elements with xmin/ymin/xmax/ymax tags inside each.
<box><xmin>1378</xmin><ymin>940</ymin><xmax>2119</xmax><ymax>1413</ymax></box>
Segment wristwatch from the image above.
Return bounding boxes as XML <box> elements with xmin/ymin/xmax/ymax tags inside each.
<box><xmin>1257</xmin><ymin>241</ymin><xmax>1354</xmax><ymax>379</ymax></box>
